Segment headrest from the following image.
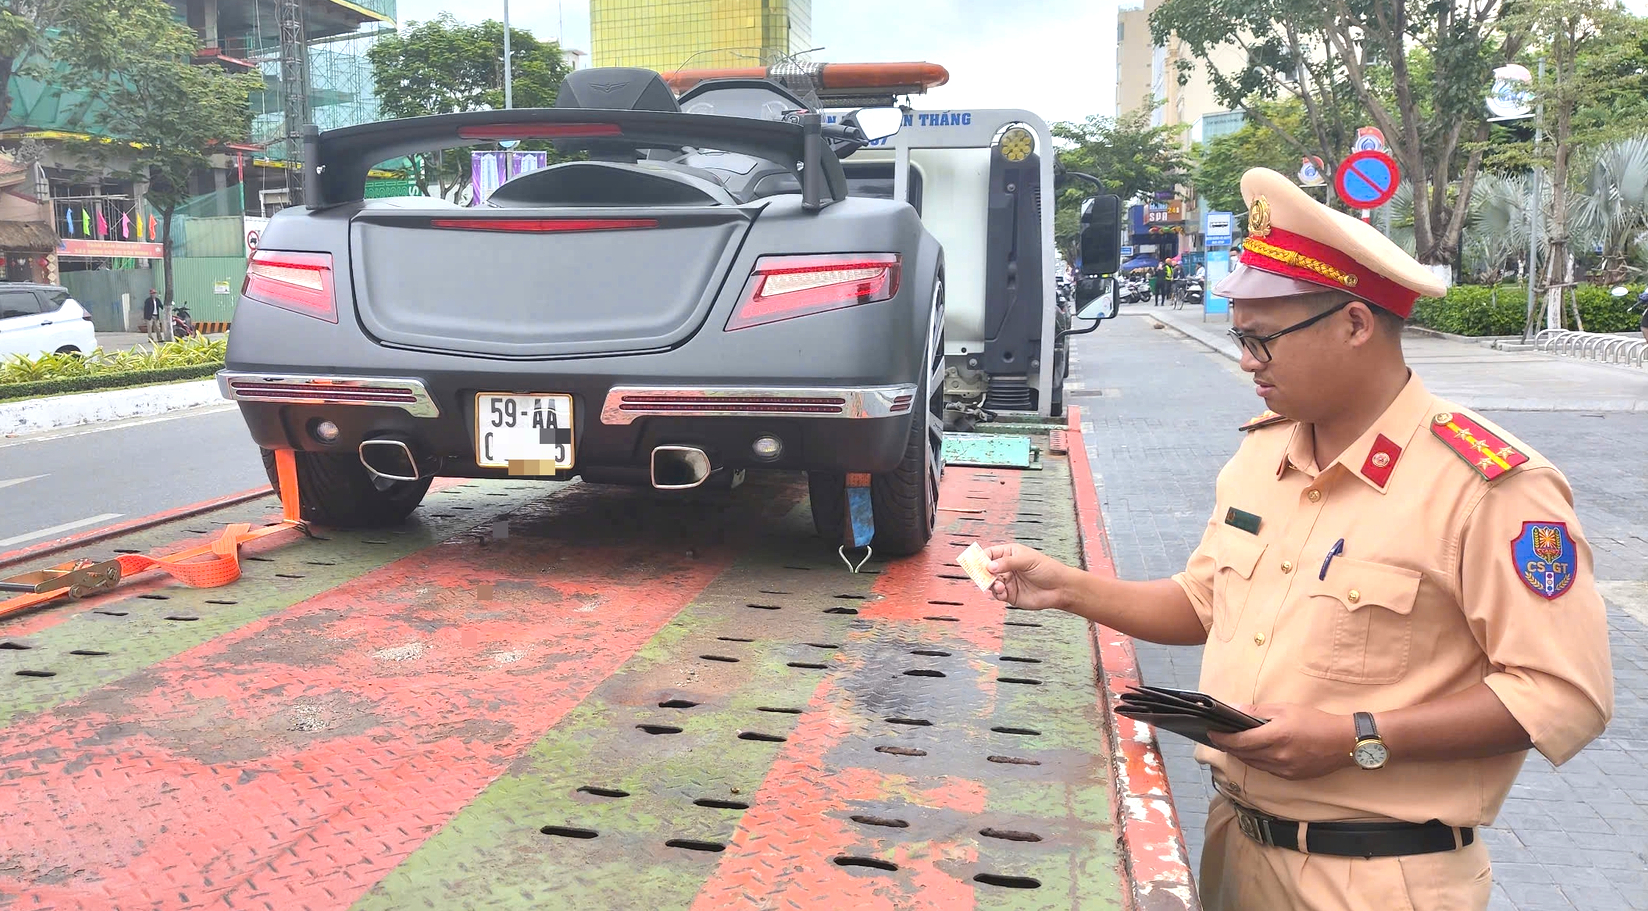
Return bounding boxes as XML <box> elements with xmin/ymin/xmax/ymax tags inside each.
<box><xmin>556</xmin><ymin>68</ymin><xmax>681</xmax><ymax>113</ymax></box>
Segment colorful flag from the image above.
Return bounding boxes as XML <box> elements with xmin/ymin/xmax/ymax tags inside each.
<box><xmin>82</xmin><ymin>209</ymin><xmax>91</xmax><ymax>236</ymax></box>
<box><xmin>121</xmin><ymin>211</ymin><xmax>131</xmax><ymax>238</ymax></box>
<box><xmin>135</xmin><ymin>209</ymin><xmax>144</xmax><ymax>241</ymax></box>
<box><xmin>65</xmin><ymin>207</ymin><xmax>74</xmax><ymax>235</ymax></box>
<box><xmin>96</xmin><ymin>207</ymin><xmax>108</xmax><ymax>238</ymax></box>
<box><xmin>149</xmin><ymin>213</ymin><xmax>158</xmax><ymax>239</ymax></box>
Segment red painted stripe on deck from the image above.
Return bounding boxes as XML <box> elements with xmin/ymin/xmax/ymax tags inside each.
<box><xmin>1067</xmin><ymin>405</ymin><xmax>1198</xmax><ymax>909</ymax></box>
<box><xmin>0</xmin><ymin>484</ymin><xmax>743</xmax><ymax>910</ymax></box>
<box><xmin>688</xmin><ymin>467</ymin><xmax>1021</xmax><ymax>909</ymax></box>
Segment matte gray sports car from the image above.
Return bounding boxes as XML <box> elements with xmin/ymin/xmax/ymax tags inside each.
<box><xmin>221</xmin><ymin>67</ymin><xmax>945</xmax><ymax>555</ymax></box>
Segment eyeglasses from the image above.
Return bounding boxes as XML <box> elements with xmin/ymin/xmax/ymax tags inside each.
<box><xmin>1227</xmin><ymin>300</ymin><xmax>1353</xmax><ymax>363</ymax></box>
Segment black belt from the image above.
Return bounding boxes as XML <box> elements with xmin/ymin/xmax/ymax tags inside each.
<box><xmin>1231</xmin><ymin>802</ymin><xmax>1474</xmax><ymax>858</ymax></box>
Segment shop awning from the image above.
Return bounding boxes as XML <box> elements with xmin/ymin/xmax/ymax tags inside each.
<box><xmin>0</xmin><ymin>220</ymin><xmax>59</xmax><ymax>252</ymax></box>
<box><xmin>1121</xmin><ymin>254</ymin><xmax>1160</xmax><ymax>271</ymax></box>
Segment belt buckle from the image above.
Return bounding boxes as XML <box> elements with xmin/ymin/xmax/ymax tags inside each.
<box><xmin>1236</xmin><ymin>809</ymin><xmax>1273</xmax><ymax>846</ymax></box>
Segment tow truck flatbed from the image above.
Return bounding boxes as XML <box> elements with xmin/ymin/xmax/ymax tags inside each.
<box><xmin>0</xmin><ymin>412</ymin><xmax>1193</xmax><ymax>911</ymax></box>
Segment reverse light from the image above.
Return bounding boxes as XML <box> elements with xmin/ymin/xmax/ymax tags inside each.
<box><xmin>243</xmin><ymin>250</ymin><xmax>337</xmax><ymax>323</ymax></box>
<box><xmin>726</xmin><ymin>254</ymin><xmax>901</xmax><ymax>332</ymax></box>
<box><xmin>429</xmin><ymin>218</ymin><xmax>658</xmax><ymax>233</ymax></box>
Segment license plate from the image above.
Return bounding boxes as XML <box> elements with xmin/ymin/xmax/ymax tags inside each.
<box><xmin>475</xmin><ymin>393</ymin><xmax>575</xmax><ymax>469</ymax></box>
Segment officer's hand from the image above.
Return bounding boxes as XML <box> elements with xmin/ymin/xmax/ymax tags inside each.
<box><xmin>1207</xmin><ymin>704</ymin><xmax>1356</xmax><ymax>781</ymax></box>
<box><xmin>984</xmin><ymin>544</ymin><xmax>1071</xmax><ymax>611</ymax></box>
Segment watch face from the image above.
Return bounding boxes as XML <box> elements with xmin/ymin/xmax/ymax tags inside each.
<box><xmin>1354</xmin><ymin>740</ymin><xmax>1389</xmax><ymax>769</ymax></box>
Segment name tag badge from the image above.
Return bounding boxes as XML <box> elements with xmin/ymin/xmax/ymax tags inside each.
<box><xmin>1224</xmin><ymin>507</ymin><xmax>1261</xmax><ymax>535</ymax></box>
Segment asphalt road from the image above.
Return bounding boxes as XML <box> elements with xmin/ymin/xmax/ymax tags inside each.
<box><xmin>0</xmin><ymin>405</ymin><xmax>270</xmax><ymax>551</ymax></box>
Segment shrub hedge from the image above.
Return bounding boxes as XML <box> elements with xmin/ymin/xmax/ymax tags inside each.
<box><xmin>0</xmin><ymin>363</ymin><xmax>223</xmax><ymax>403</ymax></box>
<box><xmin>1410</xmin><ymin>284</ymin><xmax>1645</xmax><ymax>337</ymax></box>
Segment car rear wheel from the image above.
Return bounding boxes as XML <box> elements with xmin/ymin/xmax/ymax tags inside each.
<box><xmin>808</xmin><ymin>279</ymin><xmax>944</xmax><ymax>557</ymax></box>
<box><xmin>868</xmin><ymin>364</ymin><xmax>942</xmax><ymax>556</ymax></box>
<box><xmin>260</xmin><ymin>448</ymin><xmax>432</xmax><ymax>528</ymax></box>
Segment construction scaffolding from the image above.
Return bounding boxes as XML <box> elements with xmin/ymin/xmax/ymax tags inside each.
<box><xmin>211</xmin><ymin>0</ymin><xmax>396</xmax><ymax>206</ymax></box>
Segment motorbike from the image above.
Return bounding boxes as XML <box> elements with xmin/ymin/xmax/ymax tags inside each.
<box><xmin>1176</xmin><ymin>278</ymin><xmax>1204</xmax><ymax>311</ymax></box>
<box><xmin>170</xmin><ymin>303</ymin><xmax>196</xmax><ymax>340</ymax></box>
<box><xmin>1610</xmin><ymin>285</ymin><xmax>1648</xmax><ymax>343</ymax></box>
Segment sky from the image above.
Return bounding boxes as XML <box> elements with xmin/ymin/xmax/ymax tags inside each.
<box><xmin>391</xmin><ymin>0</ymin><xmax>1123</xmax><ymax>127</ymax></box>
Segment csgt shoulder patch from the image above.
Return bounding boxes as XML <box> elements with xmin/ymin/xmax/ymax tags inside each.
<box><xmin>1512</xmin><ymin>521</ymin><xmax>1576</xmax><ymax>600</ymax></box>
<box><xmin>1240</xmin><ymin>410</ymin><xmax>1289</xmax><ymax>432</ymax></box>
<box><xmin>1431</xmin><ymin>411</ymin><xmax>1528</xmax><ymax>481</ymax></box>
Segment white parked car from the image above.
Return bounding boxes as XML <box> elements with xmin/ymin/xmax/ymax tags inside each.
<box><xmin>0</xmin><ymin>283</ymin><xmax>98</xmax><ymax>358</ymax></box>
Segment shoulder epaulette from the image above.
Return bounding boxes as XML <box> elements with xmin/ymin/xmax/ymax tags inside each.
<box><xmin>1239</xmin><ymin>410</ymin><xmax>1289</xmax><ymax>432</ymax></box>
<box><xmin>1430</xmin><ymin>410</ymin><xmax>1528</xmax><ymax>481</ymax></box>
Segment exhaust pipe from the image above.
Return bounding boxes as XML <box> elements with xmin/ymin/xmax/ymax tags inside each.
<box><xmin>651</xmin><ymin>445</ymin><xmax>712</xmax><ymax>490</ymax></box>
<box><xmin>359</xmin><ymin>439</ymin><xmax>421</xmax><ymax>482</ymax></box>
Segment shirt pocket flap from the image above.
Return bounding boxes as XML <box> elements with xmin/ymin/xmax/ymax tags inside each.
<box><xmin>1213</xmin><ymin>526</ymin><xmax>1268</xmax><ymax>580</ymax></box>
<box><xmin>1313</xmin><ymin>558</ymin><xmax>1421</xmax><ymax>616</ymax></box>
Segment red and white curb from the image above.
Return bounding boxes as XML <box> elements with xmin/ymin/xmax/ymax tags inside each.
<box><xmin>1067</xmin><ymin>405</ymin><xmax>1199</xmax><ymax>910</ymax></box>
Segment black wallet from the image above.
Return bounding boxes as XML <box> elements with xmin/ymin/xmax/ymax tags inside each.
<box><xmin>1114</xmin><ymin>684</ymin><xmax>1268</xmax><ymax>748</ymax></box>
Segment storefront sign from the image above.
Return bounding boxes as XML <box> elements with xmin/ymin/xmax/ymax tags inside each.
<box><xmin>57</xmin><ymin>238</ymin><xmax>163</xmax><ymax>259</ymax></box>
<box><xmin>1144</xmin><ymin>201</ymin><xmax>1184</xmax><ymax>225</ymax></box>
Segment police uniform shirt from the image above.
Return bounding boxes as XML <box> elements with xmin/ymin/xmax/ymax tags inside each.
<box><xmin>1172</xmin><ymin>373</ymin><xmax>1614</xmax><ymax>827</ymax></box>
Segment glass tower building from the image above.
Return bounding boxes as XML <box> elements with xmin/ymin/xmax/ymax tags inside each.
<box><xmin>590</xmin><ymin>0</ymin><xmax>812</xmax><ymax>73</ymax></box>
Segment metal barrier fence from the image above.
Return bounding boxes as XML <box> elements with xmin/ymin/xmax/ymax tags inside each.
<box><xmin>1535</xmin><ymin>329</ymin><xmax>1648</xmax><ymax>368</ymax></box>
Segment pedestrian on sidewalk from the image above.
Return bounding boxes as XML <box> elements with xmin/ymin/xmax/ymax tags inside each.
<box><xmin>142</xmin><ymin>288</ymin><xmax>162</xmax><ymax>338</ymax></box>
<box><xmin>1152</xmin><ymin>264</ymin><xmax>1165</xmax><ymax>306</ymax></box>
<box><xmin>983</xmin><ymin>168</ymin><xmax>1613</xmax><ymax>911</ymax></box>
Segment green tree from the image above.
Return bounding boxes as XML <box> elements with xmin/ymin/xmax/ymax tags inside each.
<box><xmin>1193</xmin><ymin>101</ymin><xmax>1315</xmax><ymax>218</ymax></box>
<box><xmin>367</xmin><ymin>13</ymin><xmax>574</xmax><ymax>199</ymax></box>
<box><xmin>1150</xmin><ymin>0</ymin><xmax>1510</xmax><ymax>269</ymax></box>
<box><xmin>53</xmin><ymin>0</ymin><xmax>258</xmax><ymax>332</ymax></box>
<box><xmin>1499</xmin><ymin>0</ymin><xmax>1640</xmax><ymax>330</ymax></box>
<box><xmin>1051</xmin><ymin>109</ymin><xmax>1190</xmax><ymax>260</ymax></box>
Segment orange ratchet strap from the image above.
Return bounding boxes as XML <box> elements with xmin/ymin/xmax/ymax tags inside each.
<box><xmin>0</xmin><ymin>450</ymin><xmax>307</xmax><ymax>622</ymax></box>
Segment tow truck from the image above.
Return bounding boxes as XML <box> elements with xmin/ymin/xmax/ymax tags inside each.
<box><xmin>0</xmin><ymin>65</ymin><xmax>1194</xmax><ymax>911</ymax></box>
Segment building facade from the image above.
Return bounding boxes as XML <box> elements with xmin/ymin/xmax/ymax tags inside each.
<box><xmin>1114</xmin><ymin>0</ymin><xmax>1245</xmax><ymax>145</ymax></box>
<box><xmin>0</xmin><ymin>0</ymin><xmax>396</xmax><ymax>324</ymax></box>
<box><xmin>590</xmin><ymin>0</ymin><xmax>812</xmax><ymax>73</ymax></box>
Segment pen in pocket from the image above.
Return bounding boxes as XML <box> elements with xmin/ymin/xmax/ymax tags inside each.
<box><xmin>1319</xmin><ymin>538</ymin><xmax>1345</xmax><ymax>580</ymax></box>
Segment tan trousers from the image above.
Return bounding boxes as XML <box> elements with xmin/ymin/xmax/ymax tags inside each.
<box><xmin>1198</xmin><ymin>796</ymin><xmax>1493</xmax><ymax>911</ymax></box>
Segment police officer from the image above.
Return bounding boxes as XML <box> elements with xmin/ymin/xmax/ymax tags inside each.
<box><xmin>984</xmin><ymin>168</ymin><xmax>1613</xmax><ymax>910</ymax></box>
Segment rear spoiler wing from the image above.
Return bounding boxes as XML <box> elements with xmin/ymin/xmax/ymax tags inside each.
<box><xmin>303</xmin><ymin>108</ymin><xmax>849</xmax><ymax>209</ymax></box>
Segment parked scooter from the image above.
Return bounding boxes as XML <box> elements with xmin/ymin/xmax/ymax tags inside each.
<box><xmin>170</xmin><ymin>303</ymin><xmax>196</xmax><ymax>340</ymax></box>
<box><xmin>1176</xmin><ymin>278</ymin><xmax>1204</xmax><ymax>311</ymax></box>
<box><xmin>1609</xmin><ymin>285</ymin><xmax>1648</xmax><ymax>343</ymax></box>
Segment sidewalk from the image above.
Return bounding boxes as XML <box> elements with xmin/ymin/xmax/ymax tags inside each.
<box><xmin>1131</xmin><ymin>302</ymin><xmax>1648</xmax><ymax>413</ymax></box>
<box><xmin>1067</xmin><ymin>312</ymin><xmax>1648</xmax><ymax>911</ymax></box>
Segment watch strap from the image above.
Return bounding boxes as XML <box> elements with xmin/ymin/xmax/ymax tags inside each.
<box><xmin>1353</xmin><ymin>711</ymin><xmax>1379</xmax><ymax>742</ymax></box>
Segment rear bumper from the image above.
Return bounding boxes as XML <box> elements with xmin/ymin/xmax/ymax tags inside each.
<box><xmin>219</xmin><ymin>371</ymin><xmax>917</xmax><ymax>477</ymax></box>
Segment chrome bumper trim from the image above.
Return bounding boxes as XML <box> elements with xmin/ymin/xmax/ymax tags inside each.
<box><xmin>601</xmin><ymin>384</ymin><xmax>918</xmax><ymax>426</ymax></box>
<box><xmin>217</xmin><ymin>371</ymin><xmax>441</xmax><ymax>419</ymax></box>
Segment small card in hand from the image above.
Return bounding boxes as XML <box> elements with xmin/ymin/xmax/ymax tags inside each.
<box><xmin>955</xmin><ymin>543</ymin><xmax>996</xmax><ymax>592</ymax></box>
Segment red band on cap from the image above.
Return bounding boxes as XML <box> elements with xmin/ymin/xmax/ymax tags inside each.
<box><xmin>1240</xmin><ymin>227</ymin><xmax>1420</xmax><ymax>318</ymax></box>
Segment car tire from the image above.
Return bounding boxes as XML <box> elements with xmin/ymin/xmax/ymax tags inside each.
<box><xmin>260</xmin><ymin>447</ymin><xmax>432</xmax><ymax>528</ymax></box>
<box><xmin>55</xmin><ymin>346</ymin><xmax>80</xmax><ymax>355</ymax></box>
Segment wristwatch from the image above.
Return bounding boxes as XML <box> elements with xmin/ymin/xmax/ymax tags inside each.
<box><xmin>1351</xmin><ymin>712</ymin><xmax>1389</xmax><ymax>770</ymax></box>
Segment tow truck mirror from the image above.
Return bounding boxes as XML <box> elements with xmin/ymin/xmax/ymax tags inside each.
<box><xmin>852</xmin><ymin>107</ymin><xmax>904</xmax><ymax>142</ymax></box>
<box><xmin>1077</xmin><ymin>195</ymin><xmax>1123</xmax><ymax>279</ymax></box>
<box><xmin>1076</xmin><ymin>287</ymin><xmax>1116</xmax><ymax>321</ymax></box>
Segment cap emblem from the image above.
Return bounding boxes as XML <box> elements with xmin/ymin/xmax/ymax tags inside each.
<box><xmin>1250</xmin><ymin>195</ymin><xmax>1273</xmax><ymax>238</ymax></box>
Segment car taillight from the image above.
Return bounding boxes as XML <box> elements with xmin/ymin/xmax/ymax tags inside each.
<box><xmin>725</xmin><ymin>254</ymin><xmax>901</xmax><ymax>332</ymax></box>
<box><xmin>243</xmin><ymin>250</ymin><xmax>337</xmax><ymax>323</ymax></box>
